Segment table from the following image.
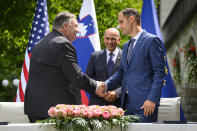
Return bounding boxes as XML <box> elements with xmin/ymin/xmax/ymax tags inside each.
<box><xmin>0</xmin><ymin>123</ymin><xmax>197</xmax><ymax>131</ymax></box>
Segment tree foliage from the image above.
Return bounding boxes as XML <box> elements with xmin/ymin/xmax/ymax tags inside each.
<box><xmin>0</xmin><ymin>0</ymin><xmax>143</xmax><ymax>101</ymax></box>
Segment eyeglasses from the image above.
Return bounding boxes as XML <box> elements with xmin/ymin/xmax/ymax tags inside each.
<box><xmin>104</xmin><ymin>37</ymin><xmax>119</xmax><ymax>42</ymax></box>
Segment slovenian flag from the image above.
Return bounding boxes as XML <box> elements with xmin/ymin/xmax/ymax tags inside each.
<box><xmin>72</xmin><ymin>0</ymin><xmax>101</xmax><ymax>105</ymax></box>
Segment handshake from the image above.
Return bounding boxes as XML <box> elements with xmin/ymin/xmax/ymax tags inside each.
<box><xmin>96</xmin><ymin>81</ymin><xmax>118</xmax><ymax>102</ymax></box>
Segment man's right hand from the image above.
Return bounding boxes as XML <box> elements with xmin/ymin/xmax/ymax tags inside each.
<box><xmin>95</xmin><ymin>81</ymin><xmax>107</xmax><ymax>97</ymax></box>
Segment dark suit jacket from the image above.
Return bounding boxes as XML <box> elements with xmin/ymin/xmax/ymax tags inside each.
<box><xmin>24</xmin><ymin>30</ymin><xmax>97</xmax><ymax>118</ymax></box>
<box><xmin>106</xmin><ymin>31</ymin><xmax>166</xmax><ymax>111</ymax></box>
<box><xmin>86</xmin><ymin>49</ymin><xmax>122</xmax><ymax>107</ymax></box>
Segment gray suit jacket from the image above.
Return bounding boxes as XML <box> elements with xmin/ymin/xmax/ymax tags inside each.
<box><xmin>86</xmin><ymin>49</ymin><xmax>122</xmax><ymax>107</ymax></box>
<box><xmin>24</xmin><ymin>30</ymin><xmax>97</xmax><ymax>118</ymax></box>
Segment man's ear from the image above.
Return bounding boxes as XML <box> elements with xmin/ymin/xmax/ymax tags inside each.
<box><xmin>63</xmin><ymin>23</ymin><xmax>68</xmax><ymax>30</ymax></box>
<box><xmin>117</xmin><ymin>37</ymin><xmax>121</xmax><ymax>44</ymax></box>
<box><xmin>128</xmin><ymin>15</ymin><xmax>134</xmax><ymax>23</ymax></box>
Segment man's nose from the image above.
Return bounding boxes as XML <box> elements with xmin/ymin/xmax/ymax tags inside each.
<box><xmin>76</xmin><ymin>28</ymin><xmax>79</xmax><ymax>33</ymax></box>
<box><xmin>108</xmin><ymin>39</ymin><xmax>113</xmax><ymax>43</ymax></box>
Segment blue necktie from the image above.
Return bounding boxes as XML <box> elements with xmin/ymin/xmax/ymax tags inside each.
<box><xmin>108</xmin><ymin>52</ymin><xmax>114</xmax><ymax>76</ymax></box>
<box><xmin>127</xmin><ymin>39</ymin><xmax>135</xmax><ymax>64</ymax></box>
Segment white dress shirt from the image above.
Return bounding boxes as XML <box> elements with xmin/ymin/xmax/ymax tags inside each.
<box><xmin>106</xmin><ymin>47</ymin><xmax>119</xmax><ymax>64</ymax></box>
<box><xmin>132</xmin><ymin>30</ymin><xmax>143</xmax><ymax>48</ymax></box>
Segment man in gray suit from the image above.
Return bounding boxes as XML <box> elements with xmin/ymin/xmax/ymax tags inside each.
<box><xmin>24</xmin><ymin>11</ymin><xmax>105</xmax><ymax>123</ymax></box>
<box><xmin>86</xmin><ymin>28</ymin><xmax>122</xmax><ymax>107</ymax></box>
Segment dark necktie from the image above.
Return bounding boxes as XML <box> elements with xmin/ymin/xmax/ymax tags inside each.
<box><xmin>127</xmin><ymin>39</ymin><xmax>135</xmax><ymax>64</ymax></box>
<box><xmin>108</xmin><ymin>52</ymin><xmax>114</xmax><ymax>76</ymax></box>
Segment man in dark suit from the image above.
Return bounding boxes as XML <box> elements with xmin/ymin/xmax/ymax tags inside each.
<box><xmin>97</xmin><ymin>8</ymin><xmax>166</xmax><ymax>122</ymax></box>
<box><xmin>86</xmin><ymin>28</ymin><xmax>122</xmax><ymax>107</ymax></box>
<box><xmin>24</xmin><ymin>11</ymin><xmax>104</xmax><ymax>123</ymax></box>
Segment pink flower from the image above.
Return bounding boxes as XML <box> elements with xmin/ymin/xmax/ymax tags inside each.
<box><xmin>78</xmin><ymin>105</ymin><xmax>86</xmax><ymax>109</ymax></box>
<box><xmin>48</xmin><ymin>107</ymin><xmax>58</xmax><ymax>117</ymax></box>
<box><xmin>82</xmin><ymin>108</ymin><xmax>89</xmax><ymax>117</ymax></box>
<box><xmin>88</xmin><ymin>105</ymin><xmax>97</xmax><ymax>110</ymax></box>
<box><xmin>60</xmin><ymin>108</ymin><xmax>68</xmax><ymax>117</ymax></box>
<box><xmin>100</xmin><ymin>106</ymin><xmax>108</xmax><ymax>110</ymax></box>
<box><xmin>48</xmin><ymin>104</ymin><xmax>126</xmax><ymax>120</ymax></box>
<box><xmin>67</xmin><ymin>105</ymin><xmax>74</xmax><ymax>116</ymax></box>
<box><xmin>117</xmin><ymin>108</ymin><xmax>124</xmax><ymax>116</ymax></box>
<box><xmin>88</xmin><ymin>110</ymin><xmax>94</xmax><ymax>118</ymax></box>
<box><xmin>110</xmin><ymin>109</ymin><xmax>118</xmax><ymax>117</ymax></box>
<box><xmin>94</xmin><ymin>108</ymin><xmax>102</xmax><ymax>117</ymax></box>
<box><xmin>102</xmin><ymin>111</ymin><xmax>110</xmax><ymax>119</ymax></box>
<box><xmin>109</xmin><ymin>105</ymin><xmax>117</xmax><ymax>110</ymax></box>
<box><xmin>55</xmin><ymin>104</ymin><xmax>65</xmax><ymax>109</ymax></box>
<box><xmin>74</xmin><ymin>107</ymin><xmax>81</xmax><ymax>117</ymax></box>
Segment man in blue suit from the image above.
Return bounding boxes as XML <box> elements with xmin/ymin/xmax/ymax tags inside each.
<box><xmin>97</xmin><ymin>8</ymin><xmax>166</xmax><ymax>122</ymax></box>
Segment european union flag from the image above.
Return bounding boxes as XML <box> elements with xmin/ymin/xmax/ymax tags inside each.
<box><xmin>141</xmin><ymin>0</ymin><xmax>186</xmax><ymax>122</ymax></box>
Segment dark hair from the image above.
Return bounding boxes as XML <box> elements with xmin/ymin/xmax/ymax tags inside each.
<box><xmin>52</xmin><ymin>11</ymin><xmax>75</xmax><ymax>29</ymax></box>
<box><xmin>121</xmin><ymin>8</ymin><xmax>141</xmax><ymax>25</ymax></box>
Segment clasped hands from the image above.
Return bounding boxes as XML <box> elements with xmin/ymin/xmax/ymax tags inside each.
<box><xmin>96</xmin><ymin>81</ymin><xmax>118</xmax><ymax>102</ymax></box>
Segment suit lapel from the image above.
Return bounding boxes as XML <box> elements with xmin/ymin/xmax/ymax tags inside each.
<box><xmin>128</xmin><ymin>31</ymin><xmax>145</xmax><ymax>67</ymax></box>
<box><xmin>112</xmin><ymin>49</ymin><xmax>122</xmax><ymax>74</ymax></box>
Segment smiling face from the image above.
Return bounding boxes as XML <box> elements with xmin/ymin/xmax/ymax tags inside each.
<box><xmin>62</xmin><ymin>17</ymin><xmax>79</xmax><ymax>42</ymax></box>
<box><xmin>104</xmin><ymin>28</ymin><xmax>120</xmax><ymax>52</ymax></box>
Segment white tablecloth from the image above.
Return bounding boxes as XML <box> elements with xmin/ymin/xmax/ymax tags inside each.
<box><xmin>0</xmin><ymin>123</ymin><xmax>197</xmax><ymax>131</ymax></box>
<box><xmin>0</xmin><ymin>98</ymin><xmax>181</xmax><ymax>123</ymax></box>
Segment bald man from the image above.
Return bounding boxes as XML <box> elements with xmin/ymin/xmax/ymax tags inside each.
<box><xmin>86</xmin><ymin>28</ymin><xmax>122</xmax><ymax>107</ymax></box>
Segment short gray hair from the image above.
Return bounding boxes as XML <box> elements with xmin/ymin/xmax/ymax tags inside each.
<box><xmin>52</xmin><ymin>11</ymin><xmax>76</xmax><ymax>29</ymax></box>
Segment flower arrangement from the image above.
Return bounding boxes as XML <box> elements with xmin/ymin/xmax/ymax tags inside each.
<box><xmin>180</xmin><ymin>42</ymin><xmax>197</xmax><ymax>83</ymax></box>
<box><xmin>38</xmin><ymin>104</ymin><xmax>139</xmax><ymax>131</ymax></box>
<box><xmin>172</xmin><ymin>57</ymin><xmax>181</xmax><ymax>83</ymax></box>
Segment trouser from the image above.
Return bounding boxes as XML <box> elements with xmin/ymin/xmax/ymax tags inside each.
<box><xmin>123</xmin><ymin>93</ymin><xmax>158</xmax><ymax>122</ymax></box>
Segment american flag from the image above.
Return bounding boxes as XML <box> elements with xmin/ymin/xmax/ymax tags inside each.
<box><xmin>15</xmin><ymin>0</ymin><xmax>49</xmax><ymax>102</ymax></box>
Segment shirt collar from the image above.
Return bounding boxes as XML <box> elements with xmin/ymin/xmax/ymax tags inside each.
<box><xmin>106</xmin><ymin>47</ymin><xmax>119</xmax><ymax>56</ymax></box>
<box><xmin>132</xmin><ymin>29</ymin><xmax>143</xmax><ymax>41</ymax></box>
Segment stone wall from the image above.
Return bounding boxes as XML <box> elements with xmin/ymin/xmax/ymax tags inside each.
<box><xmin>160</xmin><ymin>0</ymin><xmax>177</xmax><ymax>27</ymax></box>
<box><xmin>166</xmin><ymin>14</ymin><xmax>197</xmax><ymax>122</ymax></box>
<box><xmin>179</xmin><ymin>88</ymin><xmax>197</xmax><ymax>121</ymax></box>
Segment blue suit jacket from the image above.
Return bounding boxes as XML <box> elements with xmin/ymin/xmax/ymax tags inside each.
<box><xmin>106</xmin><ymin>30</ymin><xmax>166</xmax><ymax>110</ymax></box>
